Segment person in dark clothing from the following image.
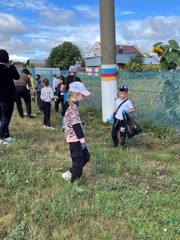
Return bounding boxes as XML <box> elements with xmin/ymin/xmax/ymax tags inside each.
<box><xmin>14</xmin><ymin>69</ymin><xmax>33</xmax><ymax>118</ymax></box>
<box><xmin>62</xmin><ymin>66</ymin><xmax>81</xmax><ymax>129</ymax></box>
<box><xmin>54</xmin><ymin>75</ymin><xmax>65</xmax><ymax>114</ymax></box>
<box><xmin>65</xmin><ymin>66</ymin><xmax>81</xmax><ymax>93</ymax></box>
<box><xmin>34</xmin><ymin>74</ymin><xmax>43</xmax><ymax>112</ymax></box>
<box><xmin>0</xmin><ymin>49</ymin><xmax>20</xmax><ymax>144</ymax></box>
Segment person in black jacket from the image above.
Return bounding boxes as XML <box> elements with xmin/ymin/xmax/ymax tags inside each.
<box><xmin>34</xmin><ymin>74</ymin><xmax>43</xmax><ymax>112</ymax></box>
<box><xmin>54</xmin><ymin>75</ymin><xmax>65</xmax><ymax>114</ymax></box>
<box><xmin>65</xmin><ymin>66</ymin><xmax>81</xmax><ymax>93</ymax></box>
<box><xmin>0</xmin><ymin>49</ymin><xmax>20</xmax><ymax>144</ymax></box>
<box><xmin>14</xmin><ymin>69</ymin><xmax>33</xmax><ymax>118</ymax></box>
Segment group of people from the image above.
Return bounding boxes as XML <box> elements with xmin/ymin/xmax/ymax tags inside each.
<box><xmin>0</xmin><ymin>49</ymin><xmax>135</xmax><ymax>183</ymax></box>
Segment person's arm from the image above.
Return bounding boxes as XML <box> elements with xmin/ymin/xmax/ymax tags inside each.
<box><xmin>27</xmin><ymin>76</ymin><xmax>34</xmax><ymax>95</ymax></box>
<box><xmin>30</xmin><ymin>76</ymin><xmax>35</xmax><ymax>89</ymax></box>
<box><xmin>27</xmin><ymin>76</ymin><xmax>32</xmax><ymax>88</ymax></box>
<box><xmin>60</xmin><ymin>83</ymin><xmax>65</xmax><ymax>93</ymax></box>
<box><xmin>72</xmin><ymin>123</ymin><xmax>85</xmax><ymax>143</ymax></box>
<box><xmin>129</xmin><ymin>107</ymin><xmax>135</xmax><ymax>113</ymax></box>
<box><xmin>70</xmin><ymin>108</ymin><xmax>85</xmax><ymax>143</ymax></box>
<box><xmin>128</xmin><ymin>100</ymin><xmax>135</xmax><ymax>113</ymax></box>
<box><xmin>123</xmin><ymin>101</ymin><xmax>135</xmax><ymax>114</ymax></box>
<box><xmin>60</xmin><ymin>76</ymin><xmax>65</xmax><ymax>92</ymax></box>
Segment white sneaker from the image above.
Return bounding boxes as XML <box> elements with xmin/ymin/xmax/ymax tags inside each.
<box><xmin>46</xmin><ymin>126</ymin><xmax>55</xmax><ymax>130</ymax></box>
<box><xmin>4</xmin><ymin>137</ymin><xmax>14</xmax><ymax>143</ymax></box>
<box><xmin>43</xmin><ymin>125</ymin><xmax>47</xmax><ymax>128</ymax></box>
<box><xmin>62</xmin><ymin>171</ymin><xmax>72</xmax><ymax>181</ymax></box>
<box><xmin>0</xmin><ymin>139</ymin><xmax>9</xmax><ymax>144</ymax></box>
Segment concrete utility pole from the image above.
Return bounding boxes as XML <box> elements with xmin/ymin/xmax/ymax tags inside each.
<box><xmin>100</xmin><ymin>0</ymin><xmax>117</xmax><ymax>122</ymax></box>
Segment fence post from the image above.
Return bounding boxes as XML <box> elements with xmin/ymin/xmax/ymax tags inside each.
<box><xmin>50</xmin><ymin>70</ymin><xmax>53</xmax><ymax>87</ymax></box>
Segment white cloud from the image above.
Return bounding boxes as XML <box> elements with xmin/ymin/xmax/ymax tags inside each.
<box><xmin>0</xmin><ymin>0</ymin><xmax>56</xmax><ymax>11</ymax></box>
<box><xmin>120</xmin><ymin>11</ymin><xmax>136</xmax><ymax>15</ymax></box>
<box><xmin>0</xmin><ymin>13</ymin><xmax>26</xmax><ymax>33</ymax></box>
<box><xmin>41</xmin><ymin>9</ymin><xmax>75</xmax><ymax>26</ymax></box>
<box><xmin>10</xmin><ymin>54</ymin><xmax>28</xmax><ymax>62</ymax></box>
<box><xmin>116</xmin><ymin>16</ymin><xmax>180</xmax><ymax>52</ymax></box>
<box><xmin>74</xmin><ymin>5</ymin><xmax>98</xmax><ymax>20</ymax></box>
<box><xmin>0</xmin><ymin>8</ymin><xmax>180</xmax><ymax>60</ymax></box>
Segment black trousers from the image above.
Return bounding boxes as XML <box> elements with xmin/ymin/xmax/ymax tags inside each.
<box><xmin>0</xmin><ymin>100</ymin><xmax>14</xmax><ymax>139</ymax></box>
<box><xmin>15</xmin><ymin>86</ymin><xmax>31</xmax><ymax>117</ymax></box>
<box><xmin>69</xmin><ymin>142</ymin><xmax>90</xmax><ymax>181</ymax></box>
<box><xmin>42</xmin><ymin>101</ymin><xmax>51</xmax><ymax>127</ymax></box>
<box><xmin>55</xmin><ymin>95</ymin><xmax>64</xmax><ymax>113</ymax></box>
<box><xmin>36</xmin><ymin>92</ymin><xmax>42</xmax><ymax>111</ymax></box>
<box><xmin>112</xmin><ymin>119</ymin><xmax>126</xmax><ymax>146</ymax></box>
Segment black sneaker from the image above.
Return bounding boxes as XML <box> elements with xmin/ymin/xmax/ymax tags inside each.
<box><xmin>112</xmin><ymin>143</ymin><xmax>118</xmax><ymax>148</ymax></box>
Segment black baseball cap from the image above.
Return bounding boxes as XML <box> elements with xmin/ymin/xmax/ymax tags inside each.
<box><xmin>119</xmin><ymin>85</ymin><xmax>128</xmax><ymax>92</ymax></box>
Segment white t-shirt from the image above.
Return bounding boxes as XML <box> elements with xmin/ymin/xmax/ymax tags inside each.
<box><xmin>41</xmin><ymin>86</ymin><xmax>54</xmax><ymax>102</ymax></box>
<box><xmin>114</xmin><ymin>98</ymin><xmax>134</xmax><ymax>120</ymax></box>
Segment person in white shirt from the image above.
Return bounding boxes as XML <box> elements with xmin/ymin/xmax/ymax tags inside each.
<box><xmin>111</xmin><ymin>85</ymin><xmax>135</xmax><ymax>147</ymax></box>
<box><xmin>52</xmin><ymin>74</ymin><xmax>59</xmax><ymax>93</ymax></box>
<box><xmin>40</xmin><ymin>79</ymin><xmax>55</xmax><ymax>129</ymax></box>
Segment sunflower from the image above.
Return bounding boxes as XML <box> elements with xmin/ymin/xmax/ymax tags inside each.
<box><xmin>152</xmin><ymin>47</ymin><xmax>164</xmax><ymax>56</ymax></box>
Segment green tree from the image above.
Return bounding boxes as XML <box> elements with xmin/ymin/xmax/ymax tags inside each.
<box><xmin>46</xmin><ymin>42</ymin><xmax>82</xmax><ymax>70</ymax></box>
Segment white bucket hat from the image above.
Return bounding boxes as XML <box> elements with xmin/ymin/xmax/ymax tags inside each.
<box><xmin>69</xmin><ymin>82</ymin><xmax>91</xmax><ymax>97</ymax></box>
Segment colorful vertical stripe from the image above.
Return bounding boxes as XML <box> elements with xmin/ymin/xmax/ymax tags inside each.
<box><xmin>101</xmin><ymin>64</ymin><xmax>117</xmax><ymax>81</ymax></box>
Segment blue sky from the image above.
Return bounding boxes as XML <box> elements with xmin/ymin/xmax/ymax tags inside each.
<box><xmin>0</xmin><ymin>0</ymin><xmax>179</xmax><ymax>61</ymax></box>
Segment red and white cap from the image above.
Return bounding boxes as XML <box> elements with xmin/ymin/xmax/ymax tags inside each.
<box><xmin>69</xmin><ymin>82</ymin><xmax>91</xmax><ymax>97</ymax></box>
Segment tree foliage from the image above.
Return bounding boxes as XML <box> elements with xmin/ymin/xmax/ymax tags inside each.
<box><xmin>46</xmin><ymin>42</ymin><xmax>82</xmax><ymax>70</ymax></box>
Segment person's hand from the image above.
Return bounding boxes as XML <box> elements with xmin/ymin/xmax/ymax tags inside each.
<box><xmin>108</xmin><ymin>114</ymin><xmax>114</xmax><ymax>124</ymax></box>
<box><xmin>54</xmin><ymin>96</ymin><xmax>59</xmax><ymax>102</ymax></box>
<box><xmin>80</xmin><ymin>138</ymin><xmax>86</xmax><ymax>150</ymax></box>
<box><xmin>122</xmin><ymin>109</ymin><xmax>129</xmax><ymax>114</ymax></box>
<box><xmin>30</xmin><ymin>89</ymin><xmax>34</xmax><ymax>96</ymax></box>
<box><xmin>81</xmin><ymin>142</ymin><xmax>87</xmax><ymax>150</ymax></box>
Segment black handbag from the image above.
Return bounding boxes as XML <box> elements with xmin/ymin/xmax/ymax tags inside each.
<box><xmin>123</xmin><ymin>113</ymin><xmax>142</xmax><ymax>138</ymax></box>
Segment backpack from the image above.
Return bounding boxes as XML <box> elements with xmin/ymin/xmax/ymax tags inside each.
<box><xmin>123</xmin><ymin>113</ymin><xmax>142</xmax><ymax>138</ymax></box>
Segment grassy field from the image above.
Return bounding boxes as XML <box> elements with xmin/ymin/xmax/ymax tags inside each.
<box><xmin>0</xmin><ymin>105</ymin><xmax>180</xmax><ymax>240</ymax></box>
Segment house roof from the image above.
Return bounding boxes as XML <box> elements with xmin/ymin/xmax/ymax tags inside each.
<box><xmin>86</xmin><ymin>42</ymin><xmax>145</xmax><ymax>58</ymax></box>
<box><xmin>116</xmin><ymin>45</ymin><xmax>145</xmax><ymax>57</ymax></box>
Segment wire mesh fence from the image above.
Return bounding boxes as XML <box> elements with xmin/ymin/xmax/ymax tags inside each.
<box><xmin>24</xmin><ymin>68</ymin><xmax>180</xmax><ymax>130</ymax></box>
<box><xmin>79</xmin><ymin>72</ymin><xmax>180</xmax><ymax>131</ymax></box>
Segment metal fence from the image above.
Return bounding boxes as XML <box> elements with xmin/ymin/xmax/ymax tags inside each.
<box><xmin>24</xmin><ymin>68</ymin><xmax>180</xmax><ymax>130</ymax></box>
<box><xmin>79</xmin><ymin>72</ymin><xmax>180</xmax><ymax>131</ymax></box>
